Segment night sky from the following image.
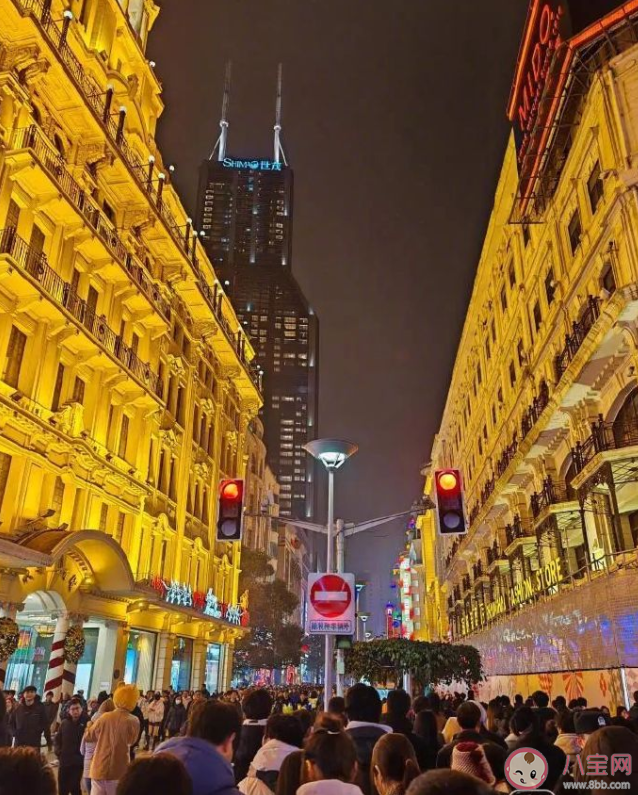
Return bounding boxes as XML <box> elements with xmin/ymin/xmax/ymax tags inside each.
<box><xmin>149</xmin><ymin>0</ymin><xmax>528</xmax><ymax>634</ymax></box>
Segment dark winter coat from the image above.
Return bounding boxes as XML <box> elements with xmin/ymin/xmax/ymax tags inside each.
<box><xmin>54</xmin><ymin>717</ymin><xmax>85</xmax><ymax>768</ymax></box>
<box><xmin>235</xmin><ymin>722</ymin><xmax>267</xmax><ymax>782</ymax></box>
<box><xmin>166</xmin><ymin>703</ymin><xmax>187</xmax><ymax>734</ymax></box>
<box><xmin>10</xmin><ymin>701</ymin><xmax>51</xmax><ymax>749</ymax></box>
<box><xmin>346</xmin><ymin>723</ymin><xmax>390</xmax><ymax>795</ymax></box>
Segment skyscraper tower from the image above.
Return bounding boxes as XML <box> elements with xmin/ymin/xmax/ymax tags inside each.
<box><xmin>196</xmin><ymin>66</ymin><xmax>319</xmax><ymax>519</ymax></box>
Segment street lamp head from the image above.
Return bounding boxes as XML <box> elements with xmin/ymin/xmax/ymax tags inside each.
<box><xmin>303</xmin><ymin>438</ymin><xmax>358</xmax><ymax>470</ymax></box>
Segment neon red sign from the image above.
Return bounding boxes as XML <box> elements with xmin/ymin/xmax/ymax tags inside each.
<box><xmin>508</xmin><ymin>1</ymin><xmax>570</xmax><ymax>178</ymax></box>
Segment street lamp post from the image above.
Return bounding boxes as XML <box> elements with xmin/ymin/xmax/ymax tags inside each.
<box><xmin>304</xmin><ymin>439</ymin><xmax>358</xmax><ymax>704</ymax></box>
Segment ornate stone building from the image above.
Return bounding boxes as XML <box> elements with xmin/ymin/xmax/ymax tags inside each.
<box><xmin>0</xmin><ymin>0</ymin><xmax>261</xmax><ymax>696</ymax></box>
<box><xmin>421</xmin><ymin>2</ymin><xmax>638</xmax><ymax>707</ymax></box>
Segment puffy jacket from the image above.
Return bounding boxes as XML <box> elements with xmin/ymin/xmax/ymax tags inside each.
<box><xmin>54</xmin><ymin>717</ymin><xmax>85</xmax><ymax>767</ymax></box>
<box><xmin>9</xmin><ymin>701</ymin><xmax>51</xmax><ymax>749</ymax></box>
<box><xmin>238</xmin><ymin>738</ymin><xmax>299</xmax><ymax>795</ymax></box>
<box><xmin>156</xmin><ymin>736</ymin><xmax>240</xmax><ymax>795</ymax></box>
<box><xmin>166</xmin><ymin>703</ymin><xmax>187</xmax><ymax>734</ymax></box>
<box><xmin>148</xmin><ymin>699</ymin><xmax>165</xmax><ymax>724</ymax></box>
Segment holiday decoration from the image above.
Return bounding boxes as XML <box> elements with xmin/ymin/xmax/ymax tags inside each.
<box><xmin>63</xmin><ymin>625</ymin><xmax>85</xmax><ymax>664</ymax></box>
<box><xmin>0</xmin><ymin>617</ymin><xmax>19</xmax><ymax>660</ymax></box>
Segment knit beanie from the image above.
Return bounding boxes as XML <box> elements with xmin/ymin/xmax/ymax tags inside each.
<box><xmin>113</xmin><ymin>684</ymin><xmax>138</xmax><ymax>712</ymax></box>
<box><xmin>451</xmin><ymin>741</ymin><xmax>496</xmax><ymax>785</ymax></box>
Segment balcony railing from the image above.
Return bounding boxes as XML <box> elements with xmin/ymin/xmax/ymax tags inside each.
<box><xmin>496</xmin><ymin>436</ymin><xmax>519</xmax><ymax>478</ymax></box>
<box><xmin>11</xmin><ymin>126</ymin><xmax>171</xmax><ymax>321</ymax></box>
<box><xmin>0</xmin><ymin>229</ymin><xmax>160</xmax><ymax>395</ymax></box>
<box><xmin>554</xmin><ymin>296</ymin><xmax>601</xmax><ymax>382</ymax></box>
<box><xmin>445</xmin><ymin>539</ymin><xmax>460</xmax><ymax>569</ymax></box>
<box><xmin>521</xmin><ymin>380</ymin><xmax>550</xmax><ymax>440</ymax></box>
<box><xmin>486</xmin><ymin>543</ymin><xmax>502</xmax><ymax>567</ymax></box>
<box><xmin>530</xmin><ymin>477</ymin><xmax>572</xmax><ymax>519</ymax></box>
<box><xmin>505</xmin><ymin>514</ymin><xmax>534</xmax><ymax>547</ymax></box>
<box><xmin>11</xmin><ymin>0</ymin><xmax>263</xmax><ymax>395</ymax></box>
<box><xmin>480</xmin><ymin>475</ymin><xmax>496</xmax><ymax>508</ymax></box>
<box><xmin>573</xmin><ymin>413</ymin><xmax>638</xmax><ymax>474</ymax></box>
<box><xmin>12</xmin><ymin>0</ymin><xmax>191</xmax><ymax>252</ymax></box>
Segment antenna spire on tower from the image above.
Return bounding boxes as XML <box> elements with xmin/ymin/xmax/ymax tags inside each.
<box><xmin>210</xmin><ymin>61</ymin><xmax>231</xmax><ymax>161</ymax></box>
<box><xmin>273</xmin><ymin>63</ymin><xmax>288</xmax><ymax>166</ymax></box>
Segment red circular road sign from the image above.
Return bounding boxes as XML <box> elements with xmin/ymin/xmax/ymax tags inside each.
<box><xmin>310</xmin><ymin>574</ymin><xmax>353</xmax><ymax>619</ymax></box>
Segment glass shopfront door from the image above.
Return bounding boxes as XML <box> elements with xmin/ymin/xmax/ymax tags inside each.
<box><xmin>170</xmin><ymin>637</ymin><xmax>193</xmax><ymax>692</ymax></box>
<box><xmin>205</xmin><ymin>643</ymin><xmax>222</xmax><ymax>693</ymax></box>
<box><xmin>124</xmin><ymin>629</ymin><xmax>157</xmax><ymax>692</ymax></box>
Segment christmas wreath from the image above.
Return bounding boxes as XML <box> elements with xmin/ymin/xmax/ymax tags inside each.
<box><xmin>0</xmin><ymin>616</ymin><xmax>19</xmax><ymax>660</ymax></box>
<box><xmin>64</xmin><ymin>625</ymin><xmax>85</xmax><ymax>664</ymax></box>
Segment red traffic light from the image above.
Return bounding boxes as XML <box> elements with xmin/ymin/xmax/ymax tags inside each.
<box><xmin>434</xmin><ymin>468</ymin><xmax>466</xmax><ymax>536</ymax></box>
<box><xmin>221</xmin><ymin>481</ymin><xmax>241</xmax><ymax>501</ymax></box>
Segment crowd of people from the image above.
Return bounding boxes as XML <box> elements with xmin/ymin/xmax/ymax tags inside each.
<box><xmin>0</xmin><ymin>681</ymin><xmax>637</xmax><ymax>795</ymax></box>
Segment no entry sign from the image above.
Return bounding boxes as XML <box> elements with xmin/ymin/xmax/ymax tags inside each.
<box><xmin>308</xmin><ymin>573</ymin><xmax>355</xmax><ymax>634</ymax></box>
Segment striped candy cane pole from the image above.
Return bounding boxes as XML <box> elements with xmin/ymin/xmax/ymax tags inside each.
<box><xmin>44</xmin><ymin>613</ymin><xmax>69</xmax><ymax>699</ymax></box>
<box><xmin>0</xmin><ymin>603</ymin><xmax>18</xmax><ymax>690</ymax></box>
<box><xmin>61</xmin><ymin>616</ymin><xmax>85</xmax><ymax>697</ymax></box>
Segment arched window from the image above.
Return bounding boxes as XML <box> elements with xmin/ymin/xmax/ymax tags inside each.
<box><xmin>613</xmin><ymin>388</ymin><xmax>638</xmax><ymax>447</ymax></box>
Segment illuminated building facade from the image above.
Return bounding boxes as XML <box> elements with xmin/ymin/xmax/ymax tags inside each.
<box><xmin>0</xmin><ymin>0</ymin><xmax>262</xmax><ymax>696</ymax></box>
<box><xmin>422</xmin><ymin>0</ymin><xmax>638</xmax><ymax>706</ymax></box>
<box><xmin>196</xmin><ymin>81</ymin><xmax>319</xmax><ymax>521</ymax></box>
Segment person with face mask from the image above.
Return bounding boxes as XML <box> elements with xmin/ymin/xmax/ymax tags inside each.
<box><xmin>147</xmin><ymin>692</ymin><xmax>165</xmax><ymax>750</ymax></box>
<box><xmin>9</xmin><ymin>685</ymin><xmax>52</xmax><ymax>751</ymax></box>
<box><xmin>166</xmin><ymin>695</ymin><xmax>187</xmax><ymax>738</ymax></box>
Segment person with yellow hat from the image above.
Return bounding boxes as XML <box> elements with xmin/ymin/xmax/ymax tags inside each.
<box><xmin>83</xmin><ymin>684</ymin><xmax>141</xmax><ymax>795</ymax></box>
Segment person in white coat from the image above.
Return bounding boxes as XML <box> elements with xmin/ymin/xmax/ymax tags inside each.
<box><xmin>238</xmin><ymin>714</ymin><xmax>304</xmax><ymax>795</ymax></box>
<box><xmin>297</xmin><ymin>716</ymin><xmax>363</xmax><ymax>795</ymax></box>
<box><xmin>147</xmin><ymin>692</ymin><xmax>165</xmax><ymax>750</ymax></box>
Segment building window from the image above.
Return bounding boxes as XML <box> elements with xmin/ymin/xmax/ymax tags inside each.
<box><xmin>477</xmin><ymin>364</ymin><xmax>482</xmax><ymax>386</ymax></box>
<box><xmin>114</xmin><ymin>512</ymin><xmax>126</xmax><ymax>546</ymax></box>
<box><xmin>72</xmin><ymin>376</ymin><xmax>86</xmax><ymax>404</ymax></box>
<box><xmin>587</xmin><ymin>161</ymin><xmax>603</xmax><ymax>213</ymax></box>
<box><xmin>509</xmin><ymin>360</ymin><xmax>516</xmax><ymax>387</ymax></box>
<box><xmin>2</xmin><ymin>326</ymin><xmax>27</xmax><ymax>388</ymax></box>
<box><xmin>118</xmin><ymin>414</ymin><xmax>130</xmax><ymax>460</ymax></box>
<box><xmin>544</xmin><ymin>268</ymin><xmax>556</xmax><ymax>304</ymax></box>
<box><xmin>99</xmin><ymin>503</ymin><xmax>108</xmax><ymax>533</ymax></box>
<box><xmin>500</xmin><ymin>285</ymin><xmax>508</xmax><ymax>313</ymax></box>
<box><xmin>52</xmin><ymin>363</ymin><xmax>65</xmax><ymax>411</ymax></box>
<box><xmin>568</xmin><ymin>209</ymin><xmax>582</xmax><ymax>254</ymax></box>
<box><xmin>508</xmin><ymin>261</ymin><xmax>516</xmax><ymax>288</ymax></box>
<box><xmin>517</xmin><ymin>339</ymin><xmax>525</xmax><ymax>368</ymax></box>
<box><xmin>0</xmin><ymin>452</ymin><xmax>11</xmax><ymax>511</ymax></box>
<box><xmin>601</xmin><ymin>262</ymin><xmax>616</xmax><ymax>295</ymax></box>
<box><xmin>491</xmin><ymin>319</ymin><xmax>496</xmax><ymax>343</ymax></box>
<box><xmin>522</xmin><ymin>223</ymin><xmax>531</xmax><ymax>248</ymax></box>
<box><xmin>491</xmin><ymin>405</ymin><xmax>497</xmax><ymax>425</ymax></box>
<box><xmin>533</xmin><ymin>301</ymin><xmax>542</xmax><ymax>334</ymax></box>
<box><xmin>485</xmin><ymin>338</ymin><xmax>490</xmax><ymax>361</ymax></box>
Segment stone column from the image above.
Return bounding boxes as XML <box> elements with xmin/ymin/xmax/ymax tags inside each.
<box><xmin>44</xmin><ymin>613</ymin><xmax>70</xmax><ymax>699</ymax></box>
<box><xmin>111</xmin><ymin>624</ymin><xmax>130</xmax><ymax>690</ymax></box>
<box><xmin>61</xmin><ymin>614</ymin><xmax>88</xmax><ymax>697</ymax></box>
<box><xmin>191</xmin><ymin>639</ymin><xmax>208</xmax><ymax>691</ymax></box>
<box><xmin>154</xmin><ymin>632</ymin><xmax>174</xmax><ymax>691</ymax></box>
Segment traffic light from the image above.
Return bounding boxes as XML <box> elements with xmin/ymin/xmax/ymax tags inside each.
<box><xmin>335</xmin><ymin>635</ymin><xmax>353</xmax><ymax>649</ymax></box>
<box><xmin>216</xmin><ymin>478</ymin><xmax>244</xmax><ymax>542</ymax></box>
<box><xmin>434</xmin><ymin>469</ymin><xmax>467</xmax><ymax>535</ymax></box>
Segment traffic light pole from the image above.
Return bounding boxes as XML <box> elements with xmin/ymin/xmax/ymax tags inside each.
<box><xmin>324</xmin><ymin>468</ymin><xmax>335</xmax><ymax>704</ymax></box>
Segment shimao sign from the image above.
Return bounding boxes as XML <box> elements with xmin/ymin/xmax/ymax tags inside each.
<box><xmin>308</xmin><ymin>573</ymin><xmax>355</xmax><ymax>634</ymax></box>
